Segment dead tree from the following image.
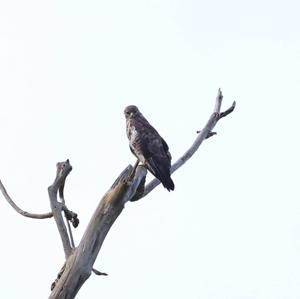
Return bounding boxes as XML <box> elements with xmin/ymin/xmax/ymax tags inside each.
<box><xmin>0</xmin><ymin>90</ymin><xmax>235</xmax><ymax>299</ymax></box>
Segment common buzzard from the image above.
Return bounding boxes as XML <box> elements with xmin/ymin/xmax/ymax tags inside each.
<box><xmin>124</xmin><ymin>105</ymin><xmax>174</xmax><ymax>191</ymax></box>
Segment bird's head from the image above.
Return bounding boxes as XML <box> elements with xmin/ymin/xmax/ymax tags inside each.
<box><xmin>124</xmin><ymin>105</ymin><xmax>140</xmax><ymax>120</ymax></box>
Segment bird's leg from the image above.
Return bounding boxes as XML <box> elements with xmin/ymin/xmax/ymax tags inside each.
<box><xmin>128</xmin><ymin>159</ymin><xmax>140</xmax><ymax>181</ymax></box>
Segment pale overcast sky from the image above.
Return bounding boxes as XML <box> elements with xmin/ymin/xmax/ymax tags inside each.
<box><xmin>0</xmin><ymin>0</ymin><xmax>300</xmax><ymax>298</ymax></box>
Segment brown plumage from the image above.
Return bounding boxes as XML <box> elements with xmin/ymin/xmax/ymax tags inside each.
<box><xmin>124</xmin><ymin>105</ymin><xmax>174</xmax><ymax>191</ymax></box>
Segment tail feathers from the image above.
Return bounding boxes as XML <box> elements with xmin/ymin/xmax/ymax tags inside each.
<box><xmin>162</xmin><ymin>176</ymin><xmax>175</xmax><ymax>191</ymax></box>
<box><xmin>146</xmin><ymin>158</ymin><xmax>175</xmax><ymax>191</ymax></box>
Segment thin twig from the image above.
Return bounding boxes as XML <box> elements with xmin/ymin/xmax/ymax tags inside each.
<box><xmin>92</xmin><ymin>268</ymin><xmax>108</xmax><ymax>276</ymax></box>
<box><xmin>65</xmin><ymin>212</ymin><xmax>75</xmax><ymax>248</ymax></box>
<box><xmin>0</xmin><ymin>179</ymin><xmax>53</xmax><ymax>219</ymax></box>
<box><xmin>59</xmin><ymin>183</ymin><xmax>76</xmax><ymax>249</ymax></box>
<box><xmin>219</xmin><ymin>101</ymin><xmax>236</xmax><ymax>119</ymax></box>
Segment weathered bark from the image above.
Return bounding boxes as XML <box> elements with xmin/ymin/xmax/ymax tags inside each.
<box><xmin>49</xmin><ymin>165</ymin><xmax>147</xmax><ymax>299</ymax></box>
<box><xmin>48</xmin><ymin>89</ymin><xmax>235</xmax><ymax>298</ymax></box>
<box><xmin>0</xmin><ymin>89</ymin><xmax>235</xmax><ymax>299</ymax></box>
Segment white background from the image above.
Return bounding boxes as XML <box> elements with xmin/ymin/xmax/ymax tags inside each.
<box><xmin>0</xmin><ymin>0</ymin><xmax>299</xmax><ymax>298</ymax></box>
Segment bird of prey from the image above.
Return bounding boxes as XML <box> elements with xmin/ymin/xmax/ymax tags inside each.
<box><xmin>124</xmin><ymin>105</ymin><xmax>175</xmax><ymax>191</ymax></box>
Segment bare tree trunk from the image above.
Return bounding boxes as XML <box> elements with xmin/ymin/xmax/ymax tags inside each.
<box><xmin>49</xmin><ymin>165</ymin><xmax>147</xmax><ymax>299</ymax></box>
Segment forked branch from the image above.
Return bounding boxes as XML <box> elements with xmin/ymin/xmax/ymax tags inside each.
<box><xmin>141</xmin><ymin>89</ymin><xmax>235</xmax><ymax>197</ymax></box>
<box><xmin>48</xmin><ymin>159</ymin><xmax>73</xmax><ymax>258</ymax></box>
<box><xmin>49</xmin><ymin>165</ymin><xmax>147</xmax><ymax>299</ymax></box>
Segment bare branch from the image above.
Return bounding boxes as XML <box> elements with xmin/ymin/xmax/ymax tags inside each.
<box><xmin>64</xmin><ymin>208</ymin><xmax>76</xmax><ymax>249</ymax></box>
<box><xmin>0</xmin><ymin>179</ymin><xmax>53</xmax><ymax>219</ymax></box>
<box><xmin>48</xmin><ymin>159</ymin><xmax>73</xmax><ymax>259</ymax></box>
<box><xmin>142</xmin><ymin>89</ymin><xmax>236</xmax><ymax>197</ymax></box>
<box><xmin>59</xmin><ymin>180</ymin><xmax>79</xmax><ymax>249</ymax></box>
<box><xmin>219</xmin><ymin>101</ymin><xmax>236</xmax><ymax>119</ymax></box>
